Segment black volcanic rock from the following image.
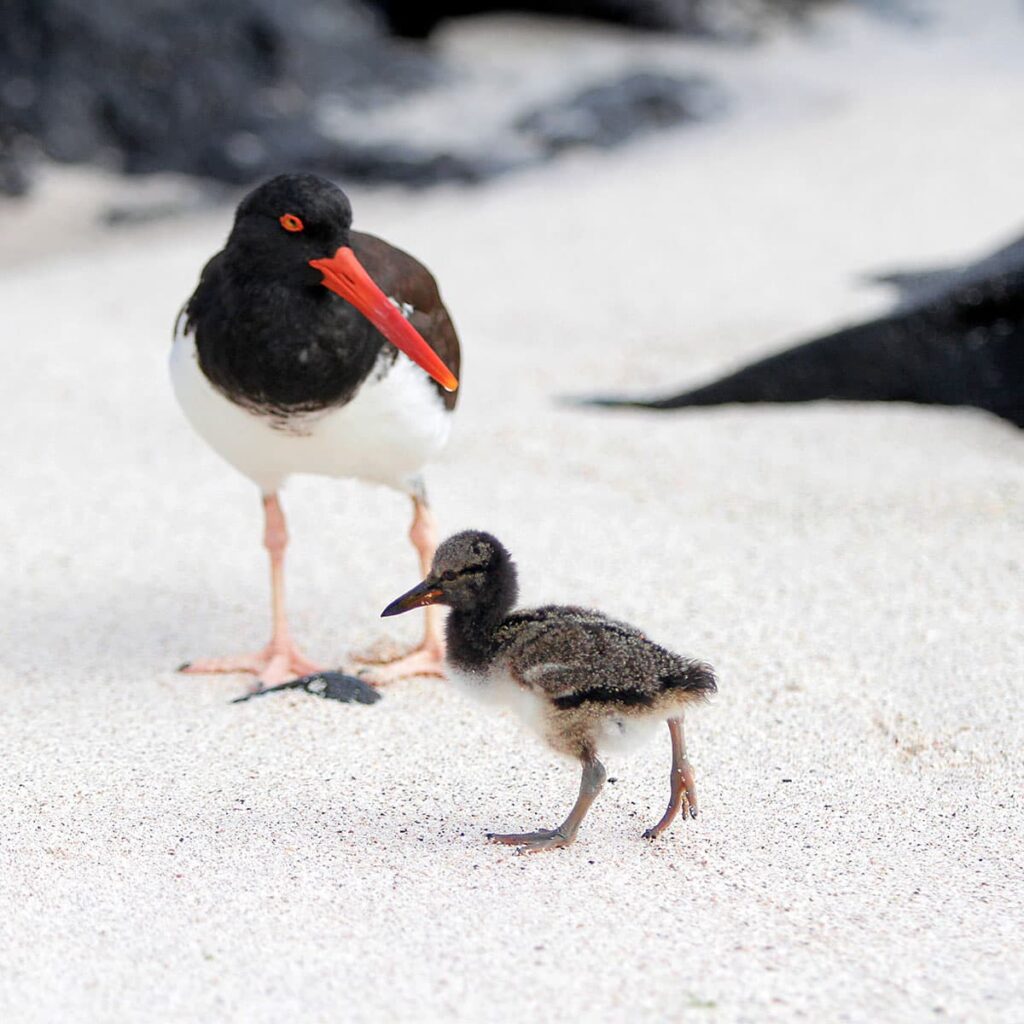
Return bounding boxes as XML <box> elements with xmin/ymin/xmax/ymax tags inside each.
<box><xmin>516</xmin><ymin>72</ymin><xmax>721</xmax><ymax>154</ymax></box>
<box><xmin>0</xmin><ymin>122</ymin><xmax>30</xmax><ymax>196</ymax></box>
<box><xmin>868</xmin><ymin>234</ymin><xmax>1024</xmax><ymax>312</ymax></box>
<box><xmin>0</xmin><ymin>0</ymin><xmax>727</xmax><ymax>196</ymax></box>
<box><xmin>230</xmin><ymin>671</ymin><xmax>382</xmax><ymax>705</ymax></box>
<box><xmin>583</xmin><ymin>233</ymin><xmax>1024</xmax><ymax>428</ymax></box>
<box><xmin>372</xmin><ymin>0</ymin><xmax>828</xmax><ymax>39</ymax></box>
<box><xmin>0</xmin><ymin>0</ymin><xmax>484</xmax><ymax>194</ymax></box>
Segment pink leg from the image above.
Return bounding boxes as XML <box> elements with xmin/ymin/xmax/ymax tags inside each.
<box><xmin>355</xmin><ymin>496</ymin><xmax>446</xmax><ymax>684</ymax></box>
<box><xmin>643</xmin><ymin>717</ymin><xmax>699</xmax><ymax>840</ymax></box>
<box><xmin>180</xmin><ymin>493</ymin><xmax>323</xmax><ymax>690</ymax></box>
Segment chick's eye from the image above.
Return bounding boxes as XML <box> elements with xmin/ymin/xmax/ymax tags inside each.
<box><xmin>279</xmin><ymin>213</ymin><xmax>304</xmax><ymax>233</ymax></box>
<box><xmin>442</xmin><ymin>570</ymin><xmax>457</xmax><ymax>582</ymax></box>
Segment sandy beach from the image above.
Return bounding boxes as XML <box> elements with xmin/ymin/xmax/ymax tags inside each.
<box><xmin>2</xmin><ymin>2</ymin><xmax>1023</xmax><ymax>1021</ymax></box>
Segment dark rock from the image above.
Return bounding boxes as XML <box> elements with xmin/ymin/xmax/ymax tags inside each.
<box><xmin>11</xmin><ymin>0</ymin><xmax>873</xmax><ymax>200</ymax></box>
<box><xmin>230</xmin><ymin>671</ymin><xmax>382</xmax><ymax>704</ymax></box>
<box><xmin>582</xmin><ymin>232</ymin><xmax>1024</xmax><ymax>428</ymax></box>
<box><xmin>1</xmin><ymin>0</ymin><xmax>727</xmax><ymax>196</ymax></box>
<box><xmin>371</xmin><ymin>0</ymin><xmax>829</xmax><ymax>40</ymax></box>
<box><xmin>867</xmin><ymin>234</ymin><xmax>1024</xmax><ymax>311</ymax></box>
<box><xmin>515</xmin><ymin>72</ymin><xmax>722</xmax><ymax>154</ymax></box>
<box><xmin>0</xmin><ymin>0</ymin><xmax>470</xmax><ymax>195</ymax></box>
<box><xmin>0</xmin><ymin>125</ymin><xmax>31</xmax><ymax>197</ymax></box>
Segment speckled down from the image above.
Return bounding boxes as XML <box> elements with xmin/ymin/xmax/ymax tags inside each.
<box><xmin>2</xmin><ymin>2</ymin><xmax>1024</xmax><ymax>1022</ymax></box>
<box><xmin>494</xmin><ymin>605</ymin><xmax>709</xmax><ymax>699</ymax></box>
<box><xmin>488</xmin><ymin>603</ymin><xmax>715</xmax><ymax>756</ymax></box>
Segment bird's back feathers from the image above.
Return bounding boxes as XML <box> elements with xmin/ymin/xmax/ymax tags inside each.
<box><xmin>494</xmin><ymin>605</ymin><xmax>716</xmax><ymax>708</ymax></box>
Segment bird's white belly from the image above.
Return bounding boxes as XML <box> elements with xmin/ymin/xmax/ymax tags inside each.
<box><xmin>595</xmin><ymin>714</ymin><xmax>663</xmax><ymax>755</ymax></box>
<box><xmin>448</xmin><ymin>665</ymin><xmax>666</xmax><ymax>757</ymax></box>
<box><xmin>169</xmin><ymin>330</ymin><xmax>451</xmax><ymax>494</ymax></box>
<box><xmin>448</xmin><ymin>666</ymin><xmax>551</xmax><ymax>743</ymax></box>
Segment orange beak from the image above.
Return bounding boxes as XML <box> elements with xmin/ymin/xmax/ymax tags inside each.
<box><xmin>309</xmin><ymin>246</ymin><xmax>458</xmax><ymax>392</ymax></box>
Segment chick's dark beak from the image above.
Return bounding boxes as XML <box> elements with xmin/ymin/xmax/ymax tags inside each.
<box><xmin>381</xmin><ymin>579</ymin><xmax>444</xmax><ymax>618</ymax></box>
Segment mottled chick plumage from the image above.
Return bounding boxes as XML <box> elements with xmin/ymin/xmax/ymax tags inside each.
<box><xmin>495</xmin><ymin>606</ymin><xmax>715</xmax><ymax>709</ymax></box>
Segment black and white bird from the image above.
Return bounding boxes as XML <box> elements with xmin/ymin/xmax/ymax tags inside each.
<box><xmin>171</xmin><ymin>173</ymin><xmax>460</xmax><ymax>689</ymax></box>
<box><xmin>382</xmin><ymin>531</ymin><xmax>717</xmax><ymax>853</ymax></box>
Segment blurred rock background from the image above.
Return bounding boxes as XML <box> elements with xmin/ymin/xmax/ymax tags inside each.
<box><xmin>0</xmin><ymin>0</ymin><xmax>841</xmax><ymax>196</ymax></box>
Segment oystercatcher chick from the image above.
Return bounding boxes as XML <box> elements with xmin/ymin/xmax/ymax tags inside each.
<box><xmin>382</xmin><ymin>531</ymin><xmax>717</xmax><ymax>853</ymax></box>
<box><xmin>171</xmin><ymin>174</ymin><xmax>460</xmax><ymax>690</ymax></box>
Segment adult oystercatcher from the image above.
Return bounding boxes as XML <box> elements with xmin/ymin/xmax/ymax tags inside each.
<box><xmin>382</xmin><ymin>530</ymin><xmax>716</xmax><ymax>853</ymax></box>
<box><xmin>171</xmin><ymin>173</ymin><xmax>460</xmax><ymax>689</ymax></box>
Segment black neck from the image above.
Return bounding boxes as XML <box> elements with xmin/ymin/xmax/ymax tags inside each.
<box><xmin>187</xmin><ymin>256</ymin><xmax>387</xmax><ymax>413</ymax></box>
<box><xmin>445</xmin><ymin>590</ymin><xmax>515</xmax><ymax>673</ymax></box>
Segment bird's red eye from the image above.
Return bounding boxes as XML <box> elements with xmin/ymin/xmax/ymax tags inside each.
<box><xmin>279</xmin><ymin>213</ymin><xmax>304</xmax><ymax>233</ymax></box>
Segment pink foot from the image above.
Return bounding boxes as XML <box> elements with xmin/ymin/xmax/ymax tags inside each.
<box><xmin>179</xmin><ymin>639</ymin><xmax>323</xmax><ymax>690</ymax></box>
<box><xmin>355</xmin><ymin>644</ymin><xmax>445</xmax><ymax>685</ymax></box>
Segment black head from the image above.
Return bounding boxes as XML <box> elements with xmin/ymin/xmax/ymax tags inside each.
<box><xmin>216</xmin><ymin>172</ymin><xmax>458</xmax><ymax>392</ymax></box>
<box><xmin>381</xmin><ymin>530</ymin><xmax>519</xmax><ymax>618</ymax></box>
<box><xmin>225</xmin><ymin>173</ymin><xmax>353</xmax><ymax>285</ymax></box>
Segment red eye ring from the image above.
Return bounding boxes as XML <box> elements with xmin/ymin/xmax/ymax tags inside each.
<box><xmin>279</xmin><ymin>213</ymin><xmax>304</xmax><ymax>233</ymax></box>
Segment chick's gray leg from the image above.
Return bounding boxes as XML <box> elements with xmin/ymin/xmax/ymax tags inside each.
<box><xmin>488</xmin><ymin>757</ymin><xmax>607</xmax><ymax>854</ymax></box>
<box><xmin>643</xmin><ymin>716</ymin><xmax>698</xmax><ymax>840</ymax></box>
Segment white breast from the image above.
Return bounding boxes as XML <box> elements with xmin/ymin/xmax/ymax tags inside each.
<box><xmin>169</xmin><ymin>327</ymin><xmax>452</xmax><ymax>495</ymax></box>
<box><xmin>595</xmin><ymin>715</ymin><xmax>663</xmax><ymax>755</ymax></box>
<box><xmin>448</xmin><ymin>664</ymin><xmax>666</xmax><ymax>757</ymax></box>
<box><xmin>448</xmin><ymin>665</ymin><xmax>551</xmax><ymax>743</ymax></box>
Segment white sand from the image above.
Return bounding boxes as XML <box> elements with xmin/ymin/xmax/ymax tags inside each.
<box><xmin>2</xmin><ymin>3</ymin><xmax>1023</xmax><ymax>1021</ymax></box>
